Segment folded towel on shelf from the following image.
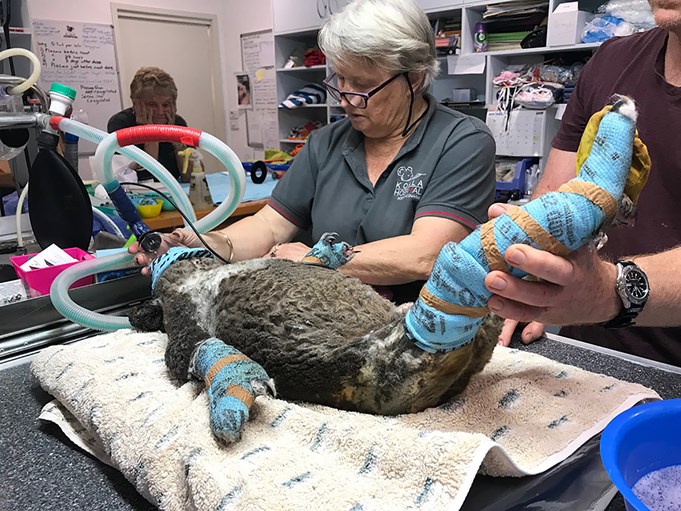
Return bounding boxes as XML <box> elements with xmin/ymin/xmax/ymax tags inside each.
<box><xmin>279</xmin><ymin>83</ymin><xmax>326</xmax><ymax>109</ymax></box>
<box><xmin>303</xmin><ymin>49</ymin><xmax>326</xmax><ymax>67</ymax></box>
<box><xmin>32</xmin><ymin>330</ymin><xmax>659</xmax><ymax>511</ymax></box>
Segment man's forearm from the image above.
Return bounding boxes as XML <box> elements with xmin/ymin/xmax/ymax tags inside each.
<box><xmin>629</xmin><ymin>246</ymin><xmax>681</xmax><ymax>327</ymax></box>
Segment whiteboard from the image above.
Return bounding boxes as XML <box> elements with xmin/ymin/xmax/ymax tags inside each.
<box><xmin>32</xmin><ymin>19</ymin><xmax>122</xmax><ymax>155</ymax></box>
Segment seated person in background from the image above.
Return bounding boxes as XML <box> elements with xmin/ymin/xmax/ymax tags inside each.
<box><xmin>107</xmin><ymin>66</ymin><xmax>189</xmax><ymax>182</ymax></box>
<box><xmin>494</xmin><ymin>0</ymin><xmax>681</xmax><ymax>366</ymax></box>
<box><xmin>131</xmin><ymin>0</ymin><xmax>497</xmax><ymax>304</ymax></box>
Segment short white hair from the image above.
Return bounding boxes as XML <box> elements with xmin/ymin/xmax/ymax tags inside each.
<box><xmin>318</xmin><ymin>0</ymin><xmax>439</xmax><ymax>95</ymax></box>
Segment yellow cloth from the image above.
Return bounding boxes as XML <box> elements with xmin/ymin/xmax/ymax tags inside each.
<box><xmin>263</xmin><ymin>148</ymin><xmax>293</xmax><ymax>163</ymax></box>
<box><xmin>575</xmin><ymin>105</ymin><xmax>651</xmax><ymax>205</ymax></box>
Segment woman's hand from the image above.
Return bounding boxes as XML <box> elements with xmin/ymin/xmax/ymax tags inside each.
<box><xmin>133</xmin><ymin>100</ymin><xmax>153</xmax><ymax>125</ymax></box>
<box><xmin>266</xmin><ymin>242</ymin><xmax>311</xmax><ymax>261</ymax></box>
<box><xmin>128</xmin><ymin>228</ymin><xmax>202</xmax><ymax>275</ymax></box>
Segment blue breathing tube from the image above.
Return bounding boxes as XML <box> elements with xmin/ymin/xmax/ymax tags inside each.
<box><xmin>103</xmin><ymin>181</ymin><xmax>161</xmax><ymax>252</ymax></box>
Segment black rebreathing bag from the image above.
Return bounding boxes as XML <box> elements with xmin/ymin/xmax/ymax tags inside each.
<box><xmin>28</xmin><ymin>131</ymin><xmax>92</xmax><ymax>251</ymax></box>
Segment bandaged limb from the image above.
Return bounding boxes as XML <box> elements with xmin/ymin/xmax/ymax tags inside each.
<box><xmin>301</xmin><ymin>232</ymin><xmax>356</xmax><ymax>269</ymax></box>
<box><xmin>405</xmin><ymin>97</ymin><xmax>643</xmax><ymax>353</ymax></box>
<box><xmin>149</xmin><ymin>247</ymin><xmax>274</xmax><ymax>442</ymax></box>
<box><xmin>576</xmin><ymin>104</ymin><xmax>650</xmax><ymax>207</ymax></box>
<box><xmin>190</xmin><ymin>339</ymin><xmax>274</xmax><ymax>443</ymax></box>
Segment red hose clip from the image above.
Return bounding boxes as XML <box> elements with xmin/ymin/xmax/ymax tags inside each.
<box><xmin>115</xmin><ymin>125</ymin><xmax>202</xmax><ymax>148</ymax></box>
<box><xmin>49</xmin><ymin>116</ymin><xmax>65</xmax><ymax>131</ymax></box>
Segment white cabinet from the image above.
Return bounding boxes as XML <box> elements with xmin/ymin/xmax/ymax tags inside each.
<box><xmin>273</xmin><ymin>0</ymin><xmax>351</xmax><ymax>35</ymax></box>
<box><xmin>418</xmin><ymin>0</ymin><xmax>463</xmax><ymax>11</ymax></box>
<box><xmin>487</xmin><ymin>109</ymin><xmax>561</xmax><ymax>157</ymax></box>
<box><xmin>272</xmin><ymin>0</ymin><xmax>601</xmax><ymax>152</ymax></box>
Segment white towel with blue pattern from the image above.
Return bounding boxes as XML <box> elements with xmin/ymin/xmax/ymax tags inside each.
<box><xmin>32</xmin><ymin>330</ymin><xmax>659</xmax><ymax>511</ymax></box>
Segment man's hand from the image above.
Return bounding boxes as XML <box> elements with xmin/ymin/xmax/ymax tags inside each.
<box><xmin>485</xmin><ymin>244</ymin><xmax>618</xmax><ymax>343</ymax></box>
<box><xmin>496</xmin><ymin>317</ymin><xmax>546</xmax><ymax>347</ymax></box>
<box><xmin>483</xmin><ymin>203</ymin><xmax>619</xmax><ymax>346</ymax></box>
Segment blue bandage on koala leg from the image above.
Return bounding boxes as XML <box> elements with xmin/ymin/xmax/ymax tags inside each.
<box><xmin>190</xmin><ymin>338</ymin><xmax>272</xmax><ymax>443</ymax></box>
<box><xmin>404</xmin><ymin>236</ymin><xmax>489</xmax><ymax>351</ymax></box>
<box><xmin>405</xmin><ymin>103</ymin><xmax>637</xmax><ymax>352</ymax></box>
<box><xmin>149</xmin><ymin>246</ymin><xmax>213</xmax><ymax>292</ymax></box>
<box><xmin>301</xmin><ymin>232</ymin><xmax>354</xmax><ymax>269</ymax></box>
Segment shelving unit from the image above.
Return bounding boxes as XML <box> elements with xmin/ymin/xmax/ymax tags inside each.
<box><xmin>273</xmin><ymin>22</ymin><xmax>330</xmax><ymax>146</ymax></box>
<box><xmin>272</xmin><ymin>0</ymin><xmax>601</xmax><ymax>153</ymax></box>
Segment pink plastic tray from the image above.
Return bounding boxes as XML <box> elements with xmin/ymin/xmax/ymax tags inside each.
<box><xmin>10</xmin><ymin>247</ymin><xmax>94</xmax><ymax>296</ymax></box>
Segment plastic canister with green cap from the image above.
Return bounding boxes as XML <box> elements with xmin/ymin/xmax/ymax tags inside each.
<box><xmin>48</xmin><ymin>82</ymin><xmax>77</xmax><ymax>116</ymax></box>
<box><xmin>50</xmin><ymin>82</ymin><xmax>80</xmax><ymax>177</ymax></box>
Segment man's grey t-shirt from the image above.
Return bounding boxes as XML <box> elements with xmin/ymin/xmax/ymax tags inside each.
<box><xmin>269</xmin><ymin>94</ymin><xmax>496</xmax><ymax>301</ymax></box>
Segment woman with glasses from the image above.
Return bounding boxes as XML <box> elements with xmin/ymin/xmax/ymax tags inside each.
<box><xmin>131</xmin><ymin>0</ymin><xmax>496</xmax><ymax>304</ymax></box>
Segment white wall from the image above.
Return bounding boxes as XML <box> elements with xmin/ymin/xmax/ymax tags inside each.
<box><xmin>24</xmin><ymin>0</ymin><xmax>274</xmax><ymax>175</ymax></box>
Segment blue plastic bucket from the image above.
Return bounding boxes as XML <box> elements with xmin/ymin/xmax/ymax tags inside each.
<box><xmin>600</xmin><ymin>398</ymin><xmax>681</xmax><ymax>510</ymax></box>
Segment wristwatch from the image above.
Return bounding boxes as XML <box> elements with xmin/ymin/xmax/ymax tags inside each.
<box><xmin>601</xmin><ymin>260</ymin><xmax>650</xmax><ymax>328</ymax></box>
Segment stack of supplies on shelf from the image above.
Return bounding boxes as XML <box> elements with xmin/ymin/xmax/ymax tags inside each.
<box><xmin>303</xmin><ymin>49</ymin><xmax>326</xmax><ymax>67</ymax></box>
<box><xmin>432</xmin><ymin>17</ymin><xmax>462</xmax><ymax>56</ymax></box>
<box><xmin>279</xmin><ymin>84</ymin><xmax>326</xmax><ymax>109</ymax></box>
<box><xmin>482</xmin><ymin>0</ymin><xmax>549</xmax><ymax>51</ymax></box>
<box><xmin>283</xmin><ymin>48</ymin><xmax>306</xmax><ymax>69</ymax></box>
<box><xmin>487</xmin><ymin>31</ymin><xmax>531</xmax><ymax>51</ymax></box>
<box><xmin>287</xmin><ymin>121</ymin><xmax>325</xmax><ymax>141</ymax></box>
<box><xmin>483</xmin><ymin>0</ymin><xmax>548</xmax><ymax>27</ymax></box>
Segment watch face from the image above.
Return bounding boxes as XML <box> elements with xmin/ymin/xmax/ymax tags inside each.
<box><xmin>623</xmin><ymin>266</ymin><xmax>649</xmax><ymax>305</ymax></box>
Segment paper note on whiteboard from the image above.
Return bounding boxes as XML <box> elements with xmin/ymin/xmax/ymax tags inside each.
<box><xmin>447</xmin><ymin>54</ymin><xmax>486</xmax><ymax>75</ymax></box>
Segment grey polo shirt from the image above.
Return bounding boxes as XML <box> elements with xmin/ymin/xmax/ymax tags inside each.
<box><xmin>269</xmin><ymin>94</ymin><xmax>496</xmax><ymax>301</ymax></box>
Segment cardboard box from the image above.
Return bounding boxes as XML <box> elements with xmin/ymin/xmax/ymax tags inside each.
<box><xmin>548</xmin><ymin>2</ymin><xmax>592</xmax><ymax>46</ymax></box>
<box><xmin>451</xmin><ymin>88</ymin><xmax>477</xmax><ymax>102</ymax></box>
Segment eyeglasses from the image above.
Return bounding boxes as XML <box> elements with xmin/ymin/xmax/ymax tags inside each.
<box><xmin>322</xmin><ymin>72</ymin><xmax>405</xmax><ymax>109</ymax></box>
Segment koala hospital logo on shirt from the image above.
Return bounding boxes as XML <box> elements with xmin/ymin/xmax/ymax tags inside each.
<box><xmin>394</xmin><ymin>166</ymin><xmax>426</xmax><ymax>200</ymax></box>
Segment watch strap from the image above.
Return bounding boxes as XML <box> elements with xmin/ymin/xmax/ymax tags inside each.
<box><xmin>600</xmin><ymin>303</ymin><xmax>644</xmax><ymax>328</ymax></box>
